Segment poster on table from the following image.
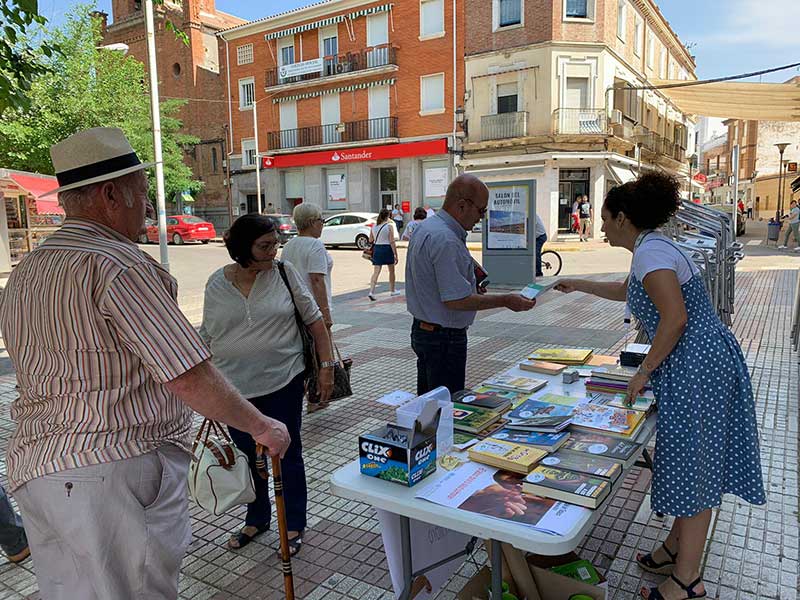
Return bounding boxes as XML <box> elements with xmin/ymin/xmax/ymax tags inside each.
<box><xmin>415</xmin><ymin>462</ymin><xmax>588</xmax><ymax>536</ymax></box>
<box><xmin>376</xmin><ymin>509</ymin><xmax>471</xmax><ymax>600</ymax></box>
<box><xmin>487</xmin><ymin>185</ymin><xmax>528</xmax><ymax>249</ymax></box>
<box><xmin>327</xmin><ymin>172</ymin><xmax>347</xmax><ymax>210</ymax></box>
<box><xmin>424</xmin><ymin>167</ymin><xmax>449</xmax><ymax>199</ymax></box>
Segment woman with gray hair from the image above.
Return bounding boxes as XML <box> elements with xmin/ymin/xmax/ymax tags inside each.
<box><xmin>281</xmin><ymin>203</ymin><xmax>334</xmax><ymax>329</ymax></box>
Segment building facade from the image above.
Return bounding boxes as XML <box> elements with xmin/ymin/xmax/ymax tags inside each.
<box><xmin>461</xmin><ymin>0</ymin><xmax>697</xmax><ymax>239</ymax></box>
<box><xmin>100</xmin><ymin>0</ymin><xmax>245</xmax><ymax>229</ymax></box>
<box><xmin>217</xmin><ymin>0</ymin><xmax>464</xmax><ymax>219</ymax></box>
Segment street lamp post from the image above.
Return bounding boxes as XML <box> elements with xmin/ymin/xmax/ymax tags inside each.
<box><xmin>253</xmin><ymin>96</ymin><xmax>262</xmax><ymax>213</ymax></box>
<box><xmin>688</xmin><ymin>153</ymin><xmax>698</xmax><ymax>202</ymax></box>
<box><xmin>775</xmin><ymin>143</ymin><xmax>790</xmax><ymax>222</ymax></box>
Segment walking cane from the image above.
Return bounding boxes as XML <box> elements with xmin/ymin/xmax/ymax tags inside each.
<box><xmin>256</xmin><ymin>444</ymin><xmax>295</xmax><ymax>600</ymax></box>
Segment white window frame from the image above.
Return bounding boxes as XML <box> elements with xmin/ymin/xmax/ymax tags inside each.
<box><xmin>633</xmin><ymin>14</ymin><xmax>643</xmax><ymax>56</ymax></box>
<box><xmin>241</xmin><ymin>138</ymin><xmax>256</xmax><ymax>168</ymax></box>
<box><xmin>238</xmin><ymin>77</ymin><xmax>255</xmax><ymax>110</ymax></box>
<box><xmin>278</xmin><ymin>36</ymin><xmax>295</xmax><ymax>66</ymax></box>
<box><xmin>616</xmin><ymin>0</ymin><xmax>626</xmax><ymax>41</ymax></box>
<box><xmin>419</xmin><ymin>0</ymin><xmax>445</xmax><ymax>40</ymax></box>
<box><xmin>319</xmin><ymin>25</ymin><xmax>338</xmax><ymax>58</ymax></box>
<box><xmin>647</xmin><ymin>31</ymin><xmax>655</xmax><ymax>68</ymax></box>
<box><xmin>420</xmin><ymin>72</ymin><xmax>445</xmax><ymax>115</ymax></box>
<box><xmin>236</xmin><ymin>43</ymin><xmax>254</xmax><ymax>66</ymax></box>
<box><xmin>492</xmin><ymin>0</ymin><xmax>524</xmax><ymax>31</ymax></box>
<box><xmin>660</xmin><ymin>48</ymin><xmax>668</xmax><ymax>79</ymax></box>
<box><xmin>563</xmin><ymin>0</ymin><xmax>594</xmax><ymax>22</ymax></box>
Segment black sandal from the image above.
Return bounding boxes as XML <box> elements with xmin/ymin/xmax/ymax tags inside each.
<box><xmin>277</xmin><ymin>530</ymin><xmax>304</xmax><ymax>558</ymax></box>
<box><xmin>228</xmin><ymin>523</ymin><xmax>269</xmax><ymax>550</ymax></box>
<box><xmin>641</xmin><ymin>574</ymin><xmax>707</xmax><ymax>599</ymax></box>
<box><xmin>636</xmin><ymin>543</ymin><xmax>678</xmax><ymax>574</ymax></box>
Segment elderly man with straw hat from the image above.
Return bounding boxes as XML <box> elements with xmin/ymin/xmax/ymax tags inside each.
<box><xmin>0</xmin><ymin>127</ymin><xmax>291</xmax><ymax>599</ymax></box>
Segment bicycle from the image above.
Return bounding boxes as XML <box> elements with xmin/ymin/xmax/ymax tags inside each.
<box><xmin>540</xmin><ymin>250</ymin><xmax>562</xmax><ymax>276</ymax></box>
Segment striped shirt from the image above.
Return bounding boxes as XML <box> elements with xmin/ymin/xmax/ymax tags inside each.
<box><xmin>0</xmin><ymin>219</ymin><xmax>211</xmax><ymax>491</ymax></box>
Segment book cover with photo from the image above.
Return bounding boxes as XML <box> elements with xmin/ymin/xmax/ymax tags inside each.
<box><xmin>452</xmin><ymin>389</ymin><xmax>512</xmax><ymax>413</ymax></box>
<box><xmin>522</xmin><ymin>466</ymin><xmax>610</xmax><ymax>509</ymax></box>
<box><xmin>559</xmin><ymin>431</ymin><xmax>641</xmax><ymax>468</ymax></box>
<box><xmin>509</xmin><ymin>398</ymin><xmax>576</xmax><ymax>422</ymax></box>
<box><xmin>570</xmin><ymin>403</ymin><xmax>646</xmax><ymax>439</ymax></box>
<box><xmin>452</xmin><ymin>403</ymin><xmax>503</xmax><ymax>434</ymax></box>
<box><xmin>540</xmin><ymin>450</ymin><xmax>622</xmax><ymax>484</ymax></box>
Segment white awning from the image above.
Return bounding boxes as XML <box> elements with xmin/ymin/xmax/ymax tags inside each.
<box><xmin>607</xmin><ymin>163</ymin><xmax>637</xmax><ymax>185</ymax></box>
<box><xmin>273</xmin><ymin>78</ymin><xmax>396</xmax><ymax>103</ymax></box>
<box><xmin>647</xmin><ymin>79</ymin><xmax>800</xmax><ymax>121</ymax></box>
<box><xmin>264</xmin><ymin>15</ymin><xmax>346</xmax><ymax>41</ymax></box>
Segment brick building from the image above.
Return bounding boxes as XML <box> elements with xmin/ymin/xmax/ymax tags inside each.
<box><xmin>100</xmin><ymin>0</ymin><xmax>245</xmax><ymax>229</ymax></box>
<box><xmin>217</xmin><ymin>0</ymin><xmax>464</xmax><ymax>219</ymax></box>
<box><xmin>461</xmin><ymin>0</ymin><xmax>697</xmax><ymax>239</ymax></box>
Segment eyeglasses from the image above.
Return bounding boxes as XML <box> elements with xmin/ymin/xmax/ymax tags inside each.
<box><xmin>464</xmin><ymin>197</ymin><xmax>488</xmax><ymax>217</ymax></box>
<box><xmin>253</xmin><ymin>241</ymin><xmax>279</xmax><ymax>253</ymax></box>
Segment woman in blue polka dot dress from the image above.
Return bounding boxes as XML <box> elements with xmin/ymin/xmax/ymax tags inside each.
<box><xmin>557</xmin><ymin>173</ymin><xmax>765</xmax><ymax>600</ymax></box>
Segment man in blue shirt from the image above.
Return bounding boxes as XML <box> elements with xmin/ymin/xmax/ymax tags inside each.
<box><xmin>406</xmin><ymin>174</ymin><xmax>537</xmax><ymax>394</ymax></box>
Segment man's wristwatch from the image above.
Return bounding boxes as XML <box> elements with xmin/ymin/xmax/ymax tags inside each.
<box><xmin>319</xmin><ymin>360</ymin><xmax>337</xmax><ymax>369</ymax></box>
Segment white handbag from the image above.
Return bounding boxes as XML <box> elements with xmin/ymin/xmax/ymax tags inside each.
<box><xmin>188</xmin><ymin>419</ymin><xmax>256</xmax><ymax>516</ymax></box>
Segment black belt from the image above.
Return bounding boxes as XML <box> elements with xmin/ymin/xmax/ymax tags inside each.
<box><xmin>413</xmin><ymin>318</ymin><xmax>466</xmax><ymax>333</ymax></box>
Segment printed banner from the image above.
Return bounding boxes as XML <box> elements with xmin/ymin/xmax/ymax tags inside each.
<box><xmin>487</xmin><ymin>185</ymin><xmax>528</xmax><ymax>249</ymax></box>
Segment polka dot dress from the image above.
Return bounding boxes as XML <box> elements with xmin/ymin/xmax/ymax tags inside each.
<box><xmin>627</xmin><ymin>241</ymin><xmax>766</xmax><ymax>518</ymax></box>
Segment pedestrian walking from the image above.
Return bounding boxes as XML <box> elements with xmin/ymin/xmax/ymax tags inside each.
<box><xmin>391</xmin><ymin>203</ymin><xmax>404</xmax><ymax>232</ymax></box>
<box><xmin>282</xmin><ymin>203</ymin><xmax>334</xmax><ymax>330</ymax></box>
<box><xmin>402</xmin><ymin>207</ymin><xmax>427</xmax><ymax>241</ymax></box>
<box><xmin>406</xmin><ymin>174</ymin><xmax>536</xmax><ymax>395</ymax></box>
<box><xmin>571</xmin><ymin>196</ymin><xmax>581</xmax><ymax>233</ymax></box>
<box><xmin>778</xmin><ymin>200</ymin><xmax>800</xmax><ymax>250</ymax></box>
<box><xmin>579</xmin><ymin>194</ymin><xmax>593</xmax><ymax>241</ymax></box>
<box><xmin>424</xmin><ymin>204</ymin><xmax>436</xmax><ymax>218</ymax></box>
<box><xmin>556</xmin><ymin>172</ymin><xmax>765</xmax><ymax>600</ymax></box>
<box><xmin>0</xmin><ymin>128</ymin><xmax>290</xmax><ymax>600</ymax></box>
<box><xmin>534</xmin><ymin>213</ymin><xmax>547</xmax><ymax>277</ymax></box>
<box><xmin>0</xmin><ymin>485</ymin><xmax>28</xmax><ymax>564</ymax></box>
<box><xmin>368</xmin><ymin>209</ymin><xmax>400</xmax><ymax>301</ymax></box>
<box><xmin>200</xmin><ymin>214</ymin><xmax>334</xmax><ymax>556</ymax></box>
<box><xmin>746</xmin><ymin>196</ymin><xmax>753</xmax><ymax>219</ymax></box>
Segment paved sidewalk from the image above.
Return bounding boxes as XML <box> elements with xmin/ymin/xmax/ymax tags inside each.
<box><xmin>0</xmin><ymin>269</ymin><xmax>797</xmax><ymax>600</ymax></box>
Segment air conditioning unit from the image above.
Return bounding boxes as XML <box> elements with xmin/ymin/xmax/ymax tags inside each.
<box><xmin>335</xmin><ymin>122</ymin><xmax>346</xmax><ymax>133</ymax></box>
<box><xmin>610</xmin><ymin>109</ymin><xmax>623</xmax><ymax>125</ymax></box>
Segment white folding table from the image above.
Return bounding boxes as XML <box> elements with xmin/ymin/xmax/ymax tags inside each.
<box><xmin>330</xmin><ymin>366</ymin><xmax>657</xmax><ymax>599</ymax></box>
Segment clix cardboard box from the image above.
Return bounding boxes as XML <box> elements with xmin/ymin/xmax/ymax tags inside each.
<box><xmin>359</xmin><ymin>416</ymin><xmax>438</xmax><ymax>487</ymax></box>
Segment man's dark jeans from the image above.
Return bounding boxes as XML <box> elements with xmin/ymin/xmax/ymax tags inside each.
<box><xmin>411</xmin><ymin>319</ymin><xmax>468</xmax><ymax>395</ymax></box>
<box><xmin>535</xmin><ymin>234</ymin><xmax>547</xmax><ymax>277</ymax></box>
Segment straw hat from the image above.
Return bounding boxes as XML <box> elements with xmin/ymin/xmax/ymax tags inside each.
<box><xmin>43</xmin><ymin>127</ymin><xmax>155</xmax><ymax>196</ymax></box>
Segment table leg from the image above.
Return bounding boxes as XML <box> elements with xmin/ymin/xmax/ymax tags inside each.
<box><xmin>399</xmin><ymin>515</ymin><xmax>413</xmax><ymax>600</ymax></box>
<box><xmin>490</xmin><ymin>539</ymin><xmax>502</xmax><ymax>599</ymax></box>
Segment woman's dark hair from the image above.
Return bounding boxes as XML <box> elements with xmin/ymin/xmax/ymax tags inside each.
<box><xmin>223</xmin><ymin>213</ymin><xmax>276</xmax><ymax>267</ymax></box>
<box><xmin>413</xmin><ymin>207</ymin><xmax>427</xmax><ymax>220</ymax></box>
<box><xmin>605</xmin><ymin>171</ymin><xmax>681</xmax><ymax>230</ymax></box>
<box><xmin>377</xmin><ymin>208</ymin><xmax>391</xmax><ymax>223</ymax></box>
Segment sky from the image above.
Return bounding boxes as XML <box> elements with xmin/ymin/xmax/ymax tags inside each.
<box><xmin>37</xmin><ymin>0</ymin><xmax>800</xmax><ymax>84</ymax></box>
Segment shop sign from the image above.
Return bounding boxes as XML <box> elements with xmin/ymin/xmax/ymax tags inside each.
<box><xmin>327</xmin><ymin>172</ymin><xmax>347</xmax><ymax>210</ymax></box>
<box><xmin>692</xmin><ymin>172</ymin><xmax>708</xmax><ymax>184</ymax></box>
<box><xmin>487</xmin><ymin>185</ymin><xmax>528</xmax><ymax>250</ymax></box>
<box><xmin>261</xmin><ymin>138</ymin><xmax>448</xmax><ymax>169</ymax></box>
<box><xmin>278</xmin><ymin>58</ymin><xmax>323</xmax><ymax>80</ymax></box>
<box><xmin>401</xmin><ymin>200</ymin><xmax>411</xmax><ymax>213</ymax></box>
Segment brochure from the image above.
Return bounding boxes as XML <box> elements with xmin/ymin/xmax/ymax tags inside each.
<box><xmin>415</xmin><ymin>461</ymin><xmax>589</xmax><ymax>537</ymax></box>
<box><xmin>520</xmin><ymin>281</ymin><xmax>558</xmax><ymax>300</ymax></box>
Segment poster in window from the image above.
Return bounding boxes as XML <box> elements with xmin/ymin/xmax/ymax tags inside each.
<box><xmin>327</xmin><ymin>172</ymin><xmax>347</xmax><ymax>210</ymax></box>
<box><xmin>424</xmin><ymin>167</ymin><xmax>449</xmax><ymax>199</ymax></box>
<box><xmin>487</xmin><ymin>185</ymin><xmax>528</xmax><ymax>249</ymax></box>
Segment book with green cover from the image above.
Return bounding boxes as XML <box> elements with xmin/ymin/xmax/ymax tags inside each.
<box><xmin>528</xmin><ymin>348</ymin><xmax>594</xmax><ymax>365</ymax></box>
<box><xmin>550</xmin><ymin>559</ymin><xmax>602</xmax><ymax>585</ymax></box>
<box><xmin>452</xmin><ymin>402</ymin><xmax>503</xmax><ymax>434</ymax></box>
<box><xmin>540</xmin><ymin>450</ymin><xmax>622</xmax><ymax>483</ymax></box>
<box><xmin>522</xmin><ymin>466</ymin><xmax>611</xmax><ymax>508</ymax></box>
<box><xmin>536</xmin><ymin>393</ymin><xmax>589</xmax><ymax>408</ymax></box>
<box><xmin>452</xmin><ymin>389</ymin><xmax>512</xmax><ymax>413</ymax></box>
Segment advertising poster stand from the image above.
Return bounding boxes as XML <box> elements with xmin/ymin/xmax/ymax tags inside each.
<box><xmin>482</xmin><ymin>180</ymin><xmax>537</xmax><ymax>286</ymax></box>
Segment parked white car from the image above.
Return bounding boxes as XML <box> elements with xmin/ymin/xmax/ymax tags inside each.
<box><xmin>320</xmin><ymin>212</ymin><xmax>399</xmax><ymax>249</ymax></box>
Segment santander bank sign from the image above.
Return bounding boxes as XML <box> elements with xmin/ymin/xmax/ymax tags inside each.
<box><xmin>262</xmin><ymin>139</ymin><xmax>447</xmax><ymax>170</ymax></box>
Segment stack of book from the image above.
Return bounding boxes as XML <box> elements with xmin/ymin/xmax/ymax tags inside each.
<box><xmin>620</xmin><ymin>343</ymin><xmax>651</xmax><ymax>367</ymax></box>
<box><xmin>518</xmin><ymin>360</ymin><xmax>567</xmax><ymax>376</ymax></box>
<box><xmin>585</xmin><ymin>365</ymin><xmax>650</xmax><ymax>395</ymax></box>
<box><xmin>482</xmin><ymin>371</ymin><xmax>548</xmax><ymax>395</ymax></box>
<box><xmin>505</xmin><ymin>396</ymin><xmax>580</xmax><ymax>433</ymax></box>
<box><xmin>559</xmin><ymin>430</ymin><xmax>642</xmax><ymax>469</ymax></box>
<box><xmin>591</xmin><ymin>392</ymin><xmax>655</xmax><ymax>415</ymax></box>
<box><xmin>468</xmin><ymin>438</ymin><xmax>548</xmax><ymax>474</ymax></box>
<box><xmin>527</xmin><ymin>348</ymin><xmax>594</xmax><ymax>366</ymax></box>
<box><xmin>570</xmin><ymin>403</ymin><xmax>647</xmax><ymax>440</ymax></box>
<box><xmin>490</xmin><ymin>429</ymin><xmax>571</xmax><ymax>452</ymax></box>
<box><xmin>452</xmin><ymin>389</ymin><xmax>513</xmax><ymax>414</ymax></box>
<box><xmin>540</xmin><ymin>450</ymin><xmax>622</xmax><ymax>484</ymax></box>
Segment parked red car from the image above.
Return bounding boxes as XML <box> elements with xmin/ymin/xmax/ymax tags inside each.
<box><xmin>145</xmin><ymin>215</ymin><xmax>216</xmax><ymax>244</ymax></box>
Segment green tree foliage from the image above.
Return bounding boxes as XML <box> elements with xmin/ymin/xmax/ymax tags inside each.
<box><xmin>0</xmin><ymin>4</ymin><xmax>202</xmax><ymax>201</ymax></box>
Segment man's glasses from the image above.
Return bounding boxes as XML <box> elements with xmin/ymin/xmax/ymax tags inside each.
<box><xmin>464</xmin><ymin>197</ymin><xmax>488</xmax><ymax>217</ymax></box>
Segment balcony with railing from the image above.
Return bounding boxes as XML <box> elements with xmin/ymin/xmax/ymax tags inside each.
<box><xmin>266</xmin><ymin>116</ymin><xmax>398</xmax><ymax>151</ymax></box>
<box><xmin>480</xmin><ymin>112</ymin><xmax>528</xmax><ymax>141</ymax></box>
<box><xmin>553</xmin><ymin>108</ymin><xmax>608</xmax><ymax>135</ymax></box>
<box><xmin>265</xmin><ymin>46</ymin><xmax>398</xmax><ymax>89</ymax></box>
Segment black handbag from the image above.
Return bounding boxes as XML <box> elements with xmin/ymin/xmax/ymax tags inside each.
<box><xmin>276</xmin><ymin>261</ymin><xmax>317</xmax><ymax>387</ymax></box>
<box><xmin>307</xmin><ymin>342</ymin><xmax>353</xmax><ymax>405</ymax></box>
